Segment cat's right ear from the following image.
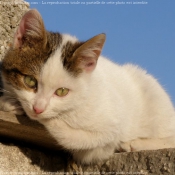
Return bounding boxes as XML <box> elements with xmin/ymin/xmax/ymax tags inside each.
<box><xmin>73</xmin><ymin>33</ymin><xmax>106</xmax><ymax>73</ymax></box>
<box><xmin>13</xmin><ymin>9</ymin><xmax>47</xmax><ymax>49</ymax></box>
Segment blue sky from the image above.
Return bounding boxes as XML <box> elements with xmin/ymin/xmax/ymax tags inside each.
<box><xmin>26</xmin><ymin>0</ymin><xmax>175</xmax><ymax>104</ymax></box>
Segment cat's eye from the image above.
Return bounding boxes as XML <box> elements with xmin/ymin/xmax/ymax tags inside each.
<box><xmin>55</xmin><ymin>88</ymin><xmax>69</xmax><ymax>97</ymax></box>
<box><xmin>24</xmin><ymin>75</ymin><xmax>37</xmax><ymax>89</ymax></box>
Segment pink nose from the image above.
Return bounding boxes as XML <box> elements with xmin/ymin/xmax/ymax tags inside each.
<box><xmin>33</xmin><ymin>106</ymin><xmax>44</xmax><ymax>114</ymax></box>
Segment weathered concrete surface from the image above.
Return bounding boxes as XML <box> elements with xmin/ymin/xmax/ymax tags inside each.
<box><xmin>0</xmin><ymin>0</ymin><xmax>29</xmax><ymax>60</ymax></box>
<box><xmin>1</xmin><ymin>139</ymin><xmax>175</xmax><ymax>174</ymax></box>
<box><xmin>0</xmin><ymin>140</ymin><xmax>67</xmax><ymax>174</ymax></box>
<box><xmin>1</xmin><ymin>0</ymin><xmax>175</xmax><ymax>175</ymax></box>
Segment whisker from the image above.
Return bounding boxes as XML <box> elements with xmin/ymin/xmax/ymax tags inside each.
<box><xmin>0</xmin><ymin>88</ymin><xmax>12</xmax><ymax>94</ymax></box>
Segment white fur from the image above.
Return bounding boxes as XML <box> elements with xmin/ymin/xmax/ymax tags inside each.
<box><xmin>1</xmin><ymin>34</ymin><xmax>175</xmax><ymax>164</ymax></box>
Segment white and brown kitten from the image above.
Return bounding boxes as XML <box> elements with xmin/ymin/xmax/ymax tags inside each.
<box><xmin>1</xmin><ymin>9</ymin><xmax>175</xmax><ymax>164</ymax></box>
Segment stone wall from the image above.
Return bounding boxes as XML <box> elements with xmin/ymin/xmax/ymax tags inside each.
<box><xmin>0</xmin><ymin>0</ymin><xmax>29</xmax><ymax>60</ymax></box>
<box><xmin>1</xmin><ymin>138</ymin><xmax>175</xmax><ymax>174</ymax></box>
<box><xmin>0</xmin><ymin>1</ymin><xmax>175</xmax><ymax>174</ymax></box>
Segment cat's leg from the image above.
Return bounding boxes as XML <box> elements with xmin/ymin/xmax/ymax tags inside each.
<box><xmin>0</xmin><ymin>95</ymin><xmax>24</xmax><ymax>115</ymax></box>
<box><xmin>130</xmin><ymin>137</ymin><xmax>175</xmax><ymax>151</ymax></box>
<box><xmin>42</xmin><ymin>119</ymin><xmax>116</xmax><ymax>151</ymax></box>
<box><xmin>72</xmin><ymin>144</ymin><xmax>115</xmax><ymax>164</ymax></box>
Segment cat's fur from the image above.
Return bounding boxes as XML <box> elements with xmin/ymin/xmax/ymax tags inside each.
<box><xmin>1</xmin><ymin>9</ymin><xmax>175</xmax><ymax>164</ymax></box>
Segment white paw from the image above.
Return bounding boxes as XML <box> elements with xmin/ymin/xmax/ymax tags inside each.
<box><xmin>0</xmin><ymin>96</ymin><xmax>24</xmax><ymax>115</ymax></box>
<box><xmin>130</xmin><ymin>139</ymin><xmax>146</xmax><ymax>151</ymax></box>
<box><xmin>120</xmin><ymin>139</ymin><xmax>146</xmax><ymax>152</ymax></box>
<box><xmin>120</xmin><ymin>141</ymin><xmax>132</xmax><ymax>152</ymax></box>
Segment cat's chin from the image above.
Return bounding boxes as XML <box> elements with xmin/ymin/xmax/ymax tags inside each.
<box><xmin>26</xmin><ymin>112</ymin><xmax>53</xmax><ymax>122</ymax></box>
<box><xmin>28</xmin><ymin>114</ymin><xmax>42</xmax><ymax>121</ymax></box>
<box><xmin>25</xmin><ymin>111</ymin><xmax>43</xmax><ymax>121</ymax></box>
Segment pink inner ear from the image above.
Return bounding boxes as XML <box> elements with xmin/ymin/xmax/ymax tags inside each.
<box><xmin>85</xmin><ymin>62</ymin><xmax>96</xmax><ymax>72</ymax></box>
<box><xmin>13</xmin><ymin>9</ymin><xmax>45</xmax><ymax>49</ymax></box>
<box><xmin>14</xmin><ymin>20</ymin><xmax>26</xmax><ymax>48</ymax></box>
<box><xmin>82</xmin><ymin>57</ymin><xmax>97</xmax><ymax>72</ymax></box>
<box><xmin>18</xmin><ymin>20</ymin><xmax>26</xmax><ymax>36</ymax></box>
<box><xmin>86</xmin><ymin>62</ymin><xmax>95</xmax><ymax>67</ymax></box>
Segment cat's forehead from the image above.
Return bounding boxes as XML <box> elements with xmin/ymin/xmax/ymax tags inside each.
<box><xmin>43</xmin><ymin>33</ymin><xmax>80</xmax><ymax>74</ymax></box>
<box><xmin>41</xmin><ymin>33</ymin><xmax>81</xmax><ymax>76</ymax></box>
<box><xmin>39</xmin><ymin>34</ymin><xmax>79</xmax><ymax>87</ymax></box>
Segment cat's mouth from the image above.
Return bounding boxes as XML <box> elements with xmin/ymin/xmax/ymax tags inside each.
<box><xmin>24</xmin><ymin>109</ymin><xmax>43</xmax><ymax>121</ymax></box>
<box><xmin>25</xmin><ymin>109</ymin><xmax>58</xmax><ymax>121</ymax></box>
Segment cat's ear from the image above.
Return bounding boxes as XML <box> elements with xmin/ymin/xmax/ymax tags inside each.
<box><xmin>73</xmin><ymin>33</ymin><xmax>106</xmax><ymax>73</ymax></box>
<box><xmin>13</xmin><ymin>9</ymin><xmax>47</xmax><ymax>49</ymax></box>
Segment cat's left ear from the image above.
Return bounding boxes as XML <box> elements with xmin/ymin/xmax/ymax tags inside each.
<box><xmin>73</xmin><ymin>33</ymin><xmax>106</xmax><ymax>73</ymax></box>
<box><xmin>13</xmin><ymin>9</ymin><xmax>47</xmax><ymax>49</ymax></box>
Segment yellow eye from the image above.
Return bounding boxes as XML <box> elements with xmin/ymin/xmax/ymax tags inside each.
<box><xmin>24</xmin><ymin>76</ymin><xmax>37</xmax><ymax>89</ymax></box>
<box><xmin>55</xmin><ymin>88</ymin><xmax>69</xmax><ymax>97</ymax></box>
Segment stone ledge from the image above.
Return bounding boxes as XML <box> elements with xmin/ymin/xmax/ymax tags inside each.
<box><xmin>0</xmin><ymin>140</ymin><xmax>67</xmax><ymax>174</ymax></box>
<box><xmin>0</xmin><ymin>139</ymin><xmax>175</xmax><ymax>174</ymax></box>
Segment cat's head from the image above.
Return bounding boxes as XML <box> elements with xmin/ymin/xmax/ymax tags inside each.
<box><xmin>2</xmin><ymin>9</ymin><xmax>106</xmax><ymax>121</ymax></box>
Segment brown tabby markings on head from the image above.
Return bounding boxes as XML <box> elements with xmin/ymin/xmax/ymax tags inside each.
<box><xmin>2</xmin><ymin>32</ymin><xmax>62</xmax><ymax>91</ymax></box>
<box><xmin>61</xmin><ymin>41</ymin><xmax>84</xmax><ymax>77</ymax></box>
<box><xmin>2</xmin><ymin>9</ymin><xmax>105</xmax><ymax>93</ymax></box>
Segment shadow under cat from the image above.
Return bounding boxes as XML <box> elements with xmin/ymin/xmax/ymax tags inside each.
<box><xmin>0</xmin><ymin>114</ymin><xmax>70</xmax><ymax>172</ymax></box>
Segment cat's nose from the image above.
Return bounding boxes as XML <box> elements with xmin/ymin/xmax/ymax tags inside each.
<box><xmin>33</xmin><ymin>106</ymin><xmax>44</xmax><ymax>114</ymax></box>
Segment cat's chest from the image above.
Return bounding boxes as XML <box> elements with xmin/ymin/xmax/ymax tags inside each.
<box><xmin>58</xmin><ymin>106</ymin><xmax>118</xmax><ymax>133</ymax></box>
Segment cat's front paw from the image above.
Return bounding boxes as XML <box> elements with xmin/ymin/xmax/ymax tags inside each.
<box><xmin>120</xmin><ymin>141</ymin><xmax>132</xmax><ymax>152</ymax></box>
<box><xmin>130</xmin><ymin>139</ymin><xmax>148</xmax><ymax>151</ymax></box>
<box><xmin>0</xmin><ymin>96</ymin><xmax>24</xmax><ymax>115</ymax></box>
